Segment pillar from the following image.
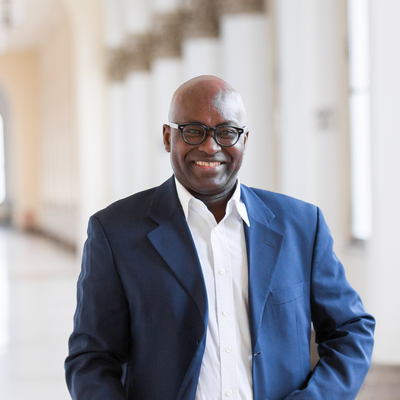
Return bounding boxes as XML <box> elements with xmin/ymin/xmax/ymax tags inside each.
<box><xmin>219</xmin><ymin>0</ymin><xmax>275</xmax><ymax>190</ymax></box>
<box><xmin>103</xmin><ymin>0</ymin><xmax>131</xmax><ymax>201</ymax></box>
<box><xmin>151</xmin><ymin>10</ymin><xmax>183</xmax><ymax>184</ymax></box>
<box><xmin>64</xmin><ymin>0</ymin><xmax>110</xmax><ymax>244</ymax></box>
<box><xmin>124</xmin><ymin>34</ymin><xmax>154</xmax><ymax>192</ymax></box>
<box><xmin>121</xmin><ymin>0</ymin><xmax>154</xmax><ymax>193</ymax></box>
<box><xmin>274</xmin><ymin>0</ymin><xmax>350</xmax><ymax>236</ymax></box>
<box><xmin>181</xmin><ymin>0</ymin><xmax>221</xmax><ymax>80</ymax></box>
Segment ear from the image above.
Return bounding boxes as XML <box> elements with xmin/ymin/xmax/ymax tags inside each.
<box><xmin>243</xmin><ymin>129</ymin><xmax>249</xmax><ymax>146</ymax></box>
<box><xmin>163</xmin><ymin>124</ymin><xmax>171</xmax><ymax>153</ymax></box>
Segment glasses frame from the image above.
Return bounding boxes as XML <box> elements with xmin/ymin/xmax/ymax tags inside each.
<box><xmin>168</xmin><ymin>122</ymin><xmax>246</xmax><ymax>147</ymax></box>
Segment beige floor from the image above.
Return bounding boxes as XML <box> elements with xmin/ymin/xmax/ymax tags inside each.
<box><xmin>0</xmin><ymin>226</ymin><xmax>398</xmax><ymax>399</ymax></box>
<box><xmin>0</xmin><ymin>226</ymin><xmax>78</xmax><ymax>400</ymax></box>
<box><xmin>357</xmin><ymin>365</ymin><xmax>400</xmax><ymax>400</ymax></box>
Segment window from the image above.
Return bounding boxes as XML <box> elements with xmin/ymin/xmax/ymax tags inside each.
<box><xmin>348</xmin><ymin>0</ymin><xmax>373</xmax><ymax>240</ymax></box>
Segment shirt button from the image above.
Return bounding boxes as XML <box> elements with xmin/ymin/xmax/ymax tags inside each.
<box><xmin>214</xmin><ymin>228</ymin><xmax>219</xmax><ymax>234</ymax></box>
<box><xmin>222</xmin><ymin>310</ymin><xmax>229</xmax><ymax>316</ymax></box>
<box><xmin>225</xmin><ymin>346</ymin><xmax>232</xmax><ymax>353</ymax></box>
<box><xmin>219</xmin><ymin>269</ymin><xmax>226</xmax><ymax>275</ymax></box>
<box><xmin>226</xmin><ymin>390</ymin><xmax>233</xmax><ymax>396</ymax></box>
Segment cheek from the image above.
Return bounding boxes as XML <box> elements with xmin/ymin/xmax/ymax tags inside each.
<box><xmin>170</xmin><ymin>144</ymin><xmax>190</xmax><ymax>169</ymax></box>
<box><xmin>228</xmin><ymin>149</ymin><xmax>245</xmax><ymax>167</ymax></box>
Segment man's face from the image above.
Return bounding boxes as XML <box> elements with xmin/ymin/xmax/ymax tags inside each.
<box><xmin>163</xmin><ymin>83</ymin><xmax>248</xmax><ymax>199</ymax></box>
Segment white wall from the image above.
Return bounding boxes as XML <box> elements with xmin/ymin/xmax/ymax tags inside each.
<box><xmin>367</xmin><ymin>0</ymin><xmax>400</xmax><ymax>364</ymax></box>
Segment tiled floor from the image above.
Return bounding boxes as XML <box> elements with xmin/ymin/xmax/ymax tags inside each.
<box><xmin>0</xmin><ymin>226</ymin><xmax>78</xmax><ymax>400</ymax></box>
<box><xmin>0</xmin><ymin>226</ymin><xmax>398</xmax><ymax>399</ymax></box>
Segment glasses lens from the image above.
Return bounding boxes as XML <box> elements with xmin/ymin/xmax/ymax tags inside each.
<box><xmin>182</xmin><ymin>125</ymin><xmax>206</xmax><ymax>144</ymax></box>
<box><xmin>216</xmin><ymin>126</ymin><xmax>240</xmax><ymax>146</ymax></box>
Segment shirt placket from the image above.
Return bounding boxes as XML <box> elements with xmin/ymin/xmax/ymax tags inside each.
<box><xmin>211</xmin><ymin>222</ymin><xmax>239</xmax><ymax>398</ymax></box>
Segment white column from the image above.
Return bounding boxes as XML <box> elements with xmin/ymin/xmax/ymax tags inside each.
<box><xmin>122</xmin><ymin>0</ymin><xmax>154</xmax><ymax>193</ymax></box>
<box><xmin>103</xmin><ymin>0</ymin><xmax>131</xmax><ymax>201</ymax></box>
<box><xmin>108</xmin><ymin>80</ymin><xmax>128</xmax><ymax>200</ymax></box>
<box><xmin>274</xmin><ymin>0</ymin><xmax>317</xmax><ymax>202</ymax></box>
<box><xmin>274</xmin><ymin>0</ymin><xmax>350</xmax><ymax>235</ymax></box>
<box><xmin>181</xmin><ymin>0</ymin><xmax>221</xmax><ymax>80</ymax></box>
<box><xmin>124</xmin><ymin>71</ymin><xmax>153</xmax><ymax>192</ymax></box>
<box><xmin>219</xmin><ymin>0</ymin><xmax>275</xmax><ymax>191</ymax></box>
<box><xmin>64</xmin><ymin>0</ymin><xmax>110</xmax><ymax>245</ymax></box>
<box><xmin>151</xmin><ymin>10</ymin><xmax>184</xmax><ymax>185</ymax></box>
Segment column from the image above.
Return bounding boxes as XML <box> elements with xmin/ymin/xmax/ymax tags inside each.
<box><xmin>122</xmin><ymin>0</ymin><xmax>154</xmax><ymax>193</ymax></box>
<box><xmin>275</xmin><ymin>0</ymin><xmax>350</xmax><ymax>239</ymax></box>
<box><xmin>103</xmin><ymin>0</ymin><xmax>130</xmax><ymax>202</ymax></box>
<box><xmin>181</xmin><ymin>0</ymin><xmax>221</xmax><ymax>80</ymax></box>
<box><xmin>151</xmin><ymin>9</ymin><xmax>184</xmax><ymax>184</ymax></box>
<box><xmin>106</xmin><ymin>47</ymin><xmax>130</xmax><ymax>201</ymax></box>
<box><xmin>219</xmin><ymin>0</ymin><xmax>275</xmax><ymax>191</ymax></box>
<box><xmin>65</xmin><ymin>0</ymin><xmax>110</xmax><ymax>245</ymax></box>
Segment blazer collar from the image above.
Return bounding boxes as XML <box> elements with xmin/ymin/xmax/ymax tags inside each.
<box><xmin>146</xmin><ymin>177</ymin><xmax>208</xmax><ymax>323</ymax></box>
<box><xmin>241</xmin><ymin>185</ymin><xmax>285</xmax><ymax>351</ymax></box>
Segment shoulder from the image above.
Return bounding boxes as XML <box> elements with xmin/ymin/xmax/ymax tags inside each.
<box><xmin>90</xmin><ymin>186</ymin><xmax>160</xmax><ymax>235</ymax></box>
<box><xmin>243</xmin><ymin>185</ymin><xmax>317</xmax><ymax>215</ymax></box>
<box><xmin>97</xmin><ymin>186</ymin><xmax>157</xmax><ymax>218</ymax></box>
<box><xmin>242</xmin><ymin>185</ymin><xmax>320</xmax><ymax>233</ymax></box>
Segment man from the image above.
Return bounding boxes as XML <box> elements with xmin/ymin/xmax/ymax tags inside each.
<box><xmin>65</xmin><ymin>75</ymin><xmax>375</xmax><ymax>399</ymax></box>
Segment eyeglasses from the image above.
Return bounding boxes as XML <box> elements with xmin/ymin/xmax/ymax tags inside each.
<box><xmin>168</xmin><ymin>122</ymin><xmax>246</xmax><ymax>147</ymax></box>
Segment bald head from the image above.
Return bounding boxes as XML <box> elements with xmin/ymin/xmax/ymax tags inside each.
<box><xmin>168</xmin><ymin>75</ymin><xmax>247</xmax><ymax>127</ymax></box>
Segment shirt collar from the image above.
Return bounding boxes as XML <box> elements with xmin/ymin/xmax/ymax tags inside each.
<box><xmin>174</xmin><ymin>177</ymin><xmax>250</xmax><ymax>227</ymax></box>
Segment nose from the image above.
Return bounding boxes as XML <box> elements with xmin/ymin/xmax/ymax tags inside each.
<box><xmin>197</xmin><ymin>130</ymin><xmax>221</xmax><ymax>154</ymax></box>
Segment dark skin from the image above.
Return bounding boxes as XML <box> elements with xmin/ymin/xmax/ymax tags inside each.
<box><xmin>163</xmin><ymin>76</ymin><xmax>249</xmax><ymax>223</ymax></box>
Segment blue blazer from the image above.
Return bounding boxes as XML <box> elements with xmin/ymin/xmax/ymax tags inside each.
<box><xmin>65</xmin><ymin>177</ymin><xmax>375</xmax><ymax>400</ymax></box>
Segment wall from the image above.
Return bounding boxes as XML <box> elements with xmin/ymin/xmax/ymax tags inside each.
<box><xmin>0</xmin><ymin>52</ymin><xmax>40</xmax><ymax>230</ymax></box>
<box><xmin>367</xmin><ymin>0</ymin><xmax>400</xmax><ymax>364</ymax></box>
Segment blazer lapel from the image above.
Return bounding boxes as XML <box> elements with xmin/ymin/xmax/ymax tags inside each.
<box><xmin>241</xmin><ymin>186</ymin><xmax>285</xmax><ymax>351</ymax></box>
<box><xmin>146</xmin><ymin>177</ymin><xmax>208</xmax><ymax>322</ymax></box>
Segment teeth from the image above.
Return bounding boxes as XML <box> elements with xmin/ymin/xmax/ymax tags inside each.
<box><xmin>195</xmin><ymin>161</ymin><xmax>222</xmax><ymax>167</ymax></box>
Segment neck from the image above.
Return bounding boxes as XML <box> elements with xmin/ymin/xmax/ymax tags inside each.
<box><xmin>189</xmin><ymin>182</ymin><xmax>237</xmax><ymax>224</ymax></box>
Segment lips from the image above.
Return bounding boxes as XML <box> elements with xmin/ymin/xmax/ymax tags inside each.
<box><xmin>194</xmin><ymin>161</ymin><xmax>222</xmax><ymax>167</ymax></box>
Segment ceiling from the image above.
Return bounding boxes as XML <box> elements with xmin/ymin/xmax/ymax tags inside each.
<box><xmin>4</xmin><ymin>0</ymin><xmax>66</xmax><ymax>52</ymax></box>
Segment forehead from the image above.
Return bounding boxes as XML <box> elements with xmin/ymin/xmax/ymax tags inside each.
<box><xmin>172</xmin><ymin>83</ymin><xmax>246</xmax><ymax>125</ymax></box>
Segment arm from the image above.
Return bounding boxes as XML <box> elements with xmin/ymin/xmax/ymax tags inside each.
<box><xmin>285</xmin><ymin>208</ymin><xmax>375</xmax><ymax>399</ymax></box>
<box><xmin>65</xmin><ymin>215</ymin><xmax>130</xmax><ymax>400</ymax></box>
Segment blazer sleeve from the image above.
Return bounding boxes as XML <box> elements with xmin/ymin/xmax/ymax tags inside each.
<box><xmin>65</xmin><ymin>215</ymin><xmax>130</xmax><ymax>400</ymax></box>
<box><xmin>284</xmin><ymin>208</ymin><xmax>375</xmax><ymax>399</ymax></box>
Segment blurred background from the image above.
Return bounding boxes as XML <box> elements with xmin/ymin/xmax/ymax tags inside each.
<box><xmin>0</xmin><ymin>0</ymin><xmax>399</xmax><ymax>398</ymax></box>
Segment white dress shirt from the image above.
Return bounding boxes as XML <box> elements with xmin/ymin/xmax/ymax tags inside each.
<box><xmin>175</xmin><ymin>178</ymin><xmax>253</xmax><ymax>400</ymax></box>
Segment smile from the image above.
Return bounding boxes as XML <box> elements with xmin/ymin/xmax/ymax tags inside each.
<box><xmin>194</xmin><ymin>161</ymin><xmax>222</xmax><ymax>167</ymax></box>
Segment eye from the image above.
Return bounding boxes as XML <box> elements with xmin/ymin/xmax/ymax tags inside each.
<box><xmin>183</xmin><ymin>126</ymin><xmax>205</xmax><ymax>137</ymax></box>
<box><xmin>217</xmin><ymin>128</ymin><xmax>238</xmax><ymax>139</ymax></box>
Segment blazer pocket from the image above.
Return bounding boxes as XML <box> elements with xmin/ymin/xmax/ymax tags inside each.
<box><xmin>270</xmin><ymin>282</ymin><xmax>303</xmax><ymax>306</ymax></box>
